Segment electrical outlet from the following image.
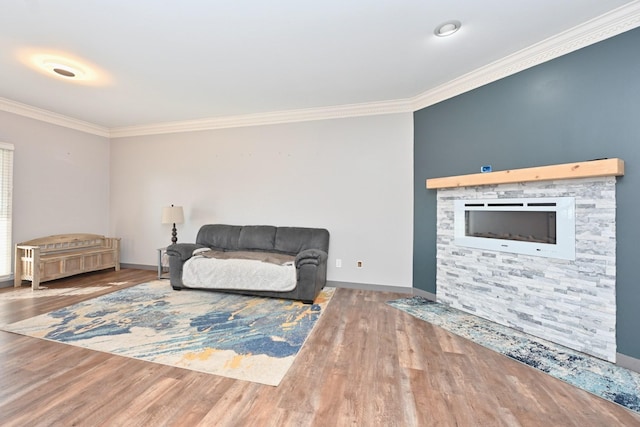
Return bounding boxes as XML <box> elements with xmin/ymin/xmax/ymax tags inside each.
<box><xmin>336</xmin><ymin>259</ymin><xmax>342</xmax><ymax>268</ymax></box>
<box><xmin>357</xmin><ymin>260</ymin><xmax>363</xmax><ymax>268</ymax></box>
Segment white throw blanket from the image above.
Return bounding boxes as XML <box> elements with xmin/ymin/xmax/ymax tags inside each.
<box><xmin>182</xmin><ymin>252</ymin><xmax>297</xmax><ymax>292</ymax></box>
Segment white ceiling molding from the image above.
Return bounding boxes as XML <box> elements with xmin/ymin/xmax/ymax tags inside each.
<box><xmin>411</xmin><ymin>1</ymin><xmax>640</xmax><ymax>111</ymax></box>
<box><xmin>109</xmin><ymin>98</ymin><xmax>414</xmax><ymax>138</ymax></box>
<box><xmin>0</xmin><ymin>96</ymin><xmax>109</xmax><ymax>137</ymax></box>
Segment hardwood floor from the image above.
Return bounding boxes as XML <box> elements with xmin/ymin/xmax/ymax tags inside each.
<box><xmin>1</xmin><ymin>269</ymin><xmax>638</xmax><ymax>426</ymax></box>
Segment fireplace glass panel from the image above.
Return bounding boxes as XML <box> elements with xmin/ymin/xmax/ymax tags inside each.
<box><xmin>465</xmin><ymin>211</ymin><xmax>557</xmax><ymax>244</ymax></box>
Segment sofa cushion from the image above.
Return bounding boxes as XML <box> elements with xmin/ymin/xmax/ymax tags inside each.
<box><xmin>238</xmin><ymin>226</ymin><xmax>277</xmax><ymax>251</ymax></box>
<box><xmin>196</xmin><ymin>249</ymin><xmax>294</xmax><ymax>265</ymax></box>
<box><xmin>196</xmin><ymin>224</ymin><xmax>242</xmax><ymax>250</ymax></box>
<box><xmin>275</xmin><ymin>227</ymin><xmax>329</xmax><ymax>254</ymax></box>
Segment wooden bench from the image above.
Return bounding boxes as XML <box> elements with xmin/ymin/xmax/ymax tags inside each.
<box><xmin>15</xmin><ymin>234</ymin><xmax>121</xmax><ymax>290</ymax></box>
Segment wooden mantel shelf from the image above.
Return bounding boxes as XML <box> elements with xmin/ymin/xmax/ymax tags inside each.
<box><xmin>426</xmin><ymin>158</ymin><xmax>624</xmax><ymax>189</ymax></box>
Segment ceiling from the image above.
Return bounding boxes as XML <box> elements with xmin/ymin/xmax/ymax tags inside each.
<box><xmin>0</xmin><ymin>1</ymin><xmax>637</xmax><ymax>133</ymax></box>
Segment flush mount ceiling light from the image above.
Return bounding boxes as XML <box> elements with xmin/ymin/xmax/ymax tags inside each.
<box><xmin>18</xmin><ymin>49</ymin><xmax>111</xmax><ymax>86</ymax></box>
<box><xmin>39</xmin><ymin>57</ymin><xmax>86</xmax><ymax>80</ymax></box>
<box><xmin>23</xmin><ymin>52</ymin><xmax>100</xmax><ymax>83</ymax></box>
<box><xmin>42</xmin><ymin>61</ymin><xmax>82</xmax><ymax>78</ymax></box>
<box><xmin>434</xmin><ymin>20</ymin><xmax>461</xmax><ymax>37</ymax></box>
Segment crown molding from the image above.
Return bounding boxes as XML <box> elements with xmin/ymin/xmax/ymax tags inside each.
<box><xmin>0</xmin><ymin>97</ymin><xmax>109</xmax><ymax>137</ymax></box>
<box><xmin>108</xmin><ymin>98</ymin><xmax>414</xmax><ymax>138</ymax></box>
<box><xmin>3</xmin><ymin>1</ymin><xmax>639</xmax><ymax>138</ymax></box>
<box><xmin>411</xmin><ymin>0</ymin><xmax>640</xmax><ymax>111</ymax></box>
<box><xmin>114</xmin><ymin>1</ymin><xmax>640</xmax><ymax>138</ymax></box>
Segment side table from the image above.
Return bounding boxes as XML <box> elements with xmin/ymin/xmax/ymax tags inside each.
<box><xmin>157</xmin><ymin>247</ymin><xmax>170</xmax><ymax>279</ymax></box>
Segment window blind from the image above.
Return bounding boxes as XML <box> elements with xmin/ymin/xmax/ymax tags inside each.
<box><xmin>0</xmin><ymin>142</ymin><xmax>14</xmax><ymax>279</ymax></box>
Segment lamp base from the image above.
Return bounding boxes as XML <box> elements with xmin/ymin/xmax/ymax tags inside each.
<box><xmin>171</xmin><ymin>224</ymin><xmax>178</xmax><ymax>244</ymax></box>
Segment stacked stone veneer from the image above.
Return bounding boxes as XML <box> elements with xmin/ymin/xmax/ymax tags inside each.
<box><xmin>436</xmin><ymin>176</ymin><xmax>617</xmax><ymax>362</ymax></box>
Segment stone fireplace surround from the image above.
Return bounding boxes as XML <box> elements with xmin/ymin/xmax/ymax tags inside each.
<box><xmin>426</xmin><ymin>159</ymin><xmax>624</xmax><ymax>362</ymax></box>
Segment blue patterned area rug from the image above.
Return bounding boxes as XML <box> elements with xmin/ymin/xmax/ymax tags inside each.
<box><xmin>388</xmin><ymin>296</ymin><xmax>640</xmax><ymax>414</ymax></box>
<box><xmin>1</xmin><ymin>281</ymin><xmax>334</xmax><ymax>386</ymax></box>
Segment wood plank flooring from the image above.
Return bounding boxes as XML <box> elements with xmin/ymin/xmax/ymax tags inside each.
<box><xmin>0</xmin><ymin>269</ymin><xmax>638</xmax><ymax>426</ymax></box>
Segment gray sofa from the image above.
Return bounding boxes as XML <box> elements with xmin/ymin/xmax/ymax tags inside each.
<box><xmin>166</xmin><ymin>224</ymin><xmax>330</xmax><ymax>303</ymax></box>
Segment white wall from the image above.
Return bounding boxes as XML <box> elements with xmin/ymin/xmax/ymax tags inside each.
<box><xmin>0</xmin><ymin>111</ymin><xmax>111</xmax><ymax>244</ymax></box>
<box><xmin>110</xmin><ymin>113</ymin><xmax>414</xmax><ymax>287</ymax></box>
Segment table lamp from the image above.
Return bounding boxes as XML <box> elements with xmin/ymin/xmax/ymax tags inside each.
<box><xmin>161</xmin><ymin>204</ymin><xmax>184</xmax><ymax>244</ymax></box>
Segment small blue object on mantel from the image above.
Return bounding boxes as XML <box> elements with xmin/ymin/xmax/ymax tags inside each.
<box><xmin>481</xmin><ymin>165</ymin><xmax>492</xmax><ymax>173</ymax></box>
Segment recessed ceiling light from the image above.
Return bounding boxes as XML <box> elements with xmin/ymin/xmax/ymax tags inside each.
<box><xmin>434</xmin><ymin>20</ymin><xmax>461</xmax><ymax>37</ymax></box>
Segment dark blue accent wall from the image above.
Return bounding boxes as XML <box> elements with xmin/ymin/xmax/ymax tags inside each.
<box><xmin>413</xmin><ymin>27</ymin><xmax>640</xmax><ymax>359</ymax></box>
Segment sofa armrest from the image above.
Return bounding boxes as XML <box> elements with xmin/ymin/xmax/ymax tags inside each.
<box><xmin>295</xmin><ymin>248</ymin><xmax>328</xmax><ymax>268</ymax></box>
<box><xmin>166</xmin><ymin>243</ymin><xmax>207</xmax><ymax>261</ymax></box>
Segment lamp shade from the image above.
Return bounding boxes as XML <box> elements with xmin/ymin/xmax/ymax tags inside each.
<box><xmin>161</xmin><ymin>205</ymin><xmax>184</xmax><ymax>224</ymax></box>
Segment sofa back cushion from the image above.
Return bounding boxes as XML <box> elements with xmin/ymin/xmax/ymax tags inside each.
<box><xmin>275</xmin><ymin>227</ymin><xmax>329</xmax><ymax>254</ymax></box>
<box><xmin>238</xmin><ymin>226</ymin><xmax>277</xmax><ymax>251</ymax></box>
<box><xmin>196</xmin><ymin>224</ymin><xmax>243</xmax><ymax>250</ymax></box>
<box><xmin>196</xmin><ymin>224</ymin><xmax>329</xmax><ymax>254</ymax></box>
